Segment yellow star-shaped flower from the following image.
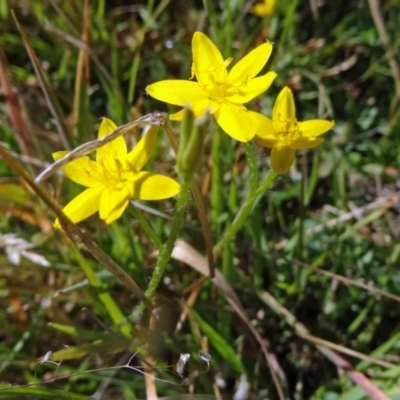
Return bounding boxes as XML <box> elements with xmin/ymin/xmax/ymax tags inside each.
<box><xmin>250</xmin><ymin>0</ymin><xmax>276</xmax><ymax>17</ymax></box>
<box><xmin>253</xmin><ymin>87</ymin><xmax>335</xmax><ymax>174</ymax></box>
<box><xmin>53</xmin><ymin>118</ymin><xmax>180</xmax><ymax>227</ymax></box>
<box><xmin>146</xmin><ymin>31</ymin><xmax>277</xmax><ymax>142</ymax></box>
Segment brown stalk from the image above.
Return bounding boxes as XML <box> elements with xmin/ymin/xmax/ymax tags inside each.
<box><xmin>73</xmin><ymin>0</ymin><xmax>90</xmax><ymax>136</ymax></box>
<box><xmin>267</xmin><ymin>250</ymin><xmax>400</xmax><ymax>304</ymax></box>
<box><xmin>367</xmin><ymin>0</ymin><xmax>400</xmax><ymax>107</ymax></box>
<box><xmin>11</xmin><ymin>10</ymin><xmax>72</xmax><ymax>150</ymax></box>
<box><xmin>0</xmin><ymin>51</ymin><xmax>35</xmax><ymax>157</ymax></box>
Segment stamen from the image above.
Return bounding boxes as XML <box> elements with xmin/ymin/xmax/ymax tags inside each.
<box><xmin>275</xmin><ymin>115</ymin><xmax>299</xmax><ymax>141</ymax></box>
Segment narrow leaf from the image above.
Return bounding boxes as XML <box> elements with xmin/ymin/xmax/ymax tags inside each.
<box><xmin>190</xmin><ymin>307</ymin><xmax>245</xmax><ymax>374</ymax></box>
<box><xmin>12</xmin><ymin>10</ymin><xmax>72</xmax><ymax>150</ymax></box>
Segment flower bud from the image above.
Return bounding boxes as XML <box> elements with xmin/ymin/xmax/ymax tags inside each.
<box><xmin>177</xmin><ymin>106</ymin><xmax>207</xmax><ymax>181</ymax></box>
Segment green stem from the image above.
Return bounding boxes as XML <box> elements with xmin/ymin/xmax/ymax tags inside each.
<box><xmin>243</xmin><ymin>142</ymin><xmax>259</xmax><ymax>195</ymax></box>
<box><xmin>211</xmin><ymin>126</ymin><xmax>223</xmax><ymax>227</ymax></box>
<box><xmin>202</xmin><ymin>0</ymin><xmax>219</xmax><ymax>44</ymax></box>
<box><xmin>127</xmin><ymin>202</ymin><xmax>162</xmax><ymax>249</ymax></box>
<box><xmin>294</xmin><ymin>160</ymin><xmax>307</xmax><ymax>292</ymax></box>
<box><xmin>214</xmin><ymin>169</ymin><xmax>277</xmax><ymax>254</ymax></box>
<box><xmin>144</xmin><ymin>179</ymin><xmax>191</xmax><ymax>300</ymax></box>
<box><xmin>128</xmin><ymin>0</ymin><xmax>154</xmax><ymax>105</ymax></box>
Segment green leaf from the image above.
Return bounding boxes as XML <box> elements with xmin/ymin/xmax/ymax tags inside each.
<box><xmin>190</xmin><ymin>308</ymin><xmax>245</xmax><ymax>374</ymax></box>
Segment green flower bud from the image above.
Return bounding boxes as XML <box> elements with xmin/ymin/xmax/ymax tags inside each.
<box><xmin>177</xmin><ymin>106</ymin><xmax>207</xmax><ymax>182</ymax></box>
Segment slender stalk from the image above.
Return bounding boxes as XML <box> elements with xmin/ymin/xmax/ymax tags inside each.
<box><xmin>214</xmin><ymin>169</ymin><xmax>276</xmax><ymax>254</ymax></box>
<box><xmin>211</xmin><ymin>127</ymin><xmax>223</xmax><ymax>226</ymax></box>
<box><xmin>243</xmin><ymin>142</ymin><xmax>259</xmax><ymax>195</ymax></box>
<box><xmin>222</xmin><ymin>142</ymin><xmax>259</xmax><ymax>283</ymax></box>
<box><xmin>295</xmin><ymin>157</ymin><xmax>307</xmax><ymax>292</ymax></box>
<box><xmin>161</xmin><ymin>117</ymin><xmax>214</xmax><ymax>277</ymax></box>
<box><xmin>144</xmin><ymin>179</ymin><xmax>191</xmax><ymax>300</ymax></box>
<box><xmin>127</xmin><ymin>202</ymin><xmax>162</xmax><ymax>249</ymax></box>
<box><xmin>127</xmin><ymin>0</ymin><xmax>154</xmax><ymax>105</ymax></box>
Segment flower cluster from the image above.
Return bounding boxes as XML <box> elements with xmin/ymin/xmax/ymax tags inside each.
<box><xmin>54</xmin><ymin>31</ymin><xmax>334</xmax><ymax>227</ymax></box>
<box><xmin>147</xmin><ymin>31</ymin><xmax>334</xmax><ymax>175</ymax></box>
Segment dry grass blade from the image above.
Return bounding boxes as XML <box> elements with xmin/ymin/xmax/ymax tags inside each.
<box><xmin>319</xmin><ymin>54</ymin><xmax>358</xmax><ymax>78</ymax></box>
<box><xmin>144</xmin><ymin>311</ymin><xmax>159</xmax><ymax>400</ymax></box>
<box><xmin>73</xmin><ymin>0</ymin><xmax>90</xmax><ymax>138</ymax></box>
<box><xmin>0</xmin><ymin>143</ymin><xmax>154</xmax><ymax>313</ymax></box>
<box><xmin>170</xmin><ymin>239</ymin><xmax>286</xmax><ymax>400</ymax></box>
<box><xmin>298</xmin><ymin>332</ymin><xmax>395</xmax><ymax>369</ymax></box>
<box><xmin>11</xmin><ymin>10</ymin><xmax>72</xmax><ymax>150</ymax></box>
<box><xmin>258</xmin><ymin>291</ymin><xmax>391</xmax><ymax>400</ymax></box>
<box><xmin>270</xmin><ymin>252</ymin><xmax>400</xmax><ymax>303</ymax></box>
<box><xmin>0</xmin><ymin>51</ymin><xmax>35</xmax><ymax>158</ymax></box>
<box><xmin>367</xmin><ymin>0</ymin><xmax>400</xmax><ymax>105</ymax></box>
<box><xmin>44</xmin><ymin>20</ymin><xmax>129</xmax><ymax>114</ymax></box>
<box><xmin>34</xmin><ymin>114</ymin><xmax>163</xmax><ymax>183</ymax></box>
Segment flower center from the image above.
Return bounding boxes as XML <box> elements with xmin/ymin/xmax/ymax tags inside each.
<box><xmin>193</xmin><ymin>58</ymin><xmax>247</xmax><ymax>103</ymax></box>
<box><xmin>99</xmin><ymin>158</ymin><xmax>133</xmax><ymax>190</ymax></box>
<box><xmin>274</xmin><ymin>116</ymin><xmax>300</xmax><ymax>144</ymax></box>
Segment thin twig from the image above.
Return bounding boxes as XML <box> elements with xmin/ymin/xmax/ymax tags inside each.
<box><xmin>274</xmin><ymin>192</ymin><xmax>400</xmax><ymax>250</ymax></box>
<box><xmin>265</xmin><ymin>250</ymin><xmax>400</xmax><ymax>303</ymax></box>
<box><xmin>34</xmin><ymin>114</ymin><xmax>162</xmax><ymax>183</ymax></box>
<box><xmin>367</xmin><ymin>0</ymin><xmax>400</xmax><ymax>104</ymax></box>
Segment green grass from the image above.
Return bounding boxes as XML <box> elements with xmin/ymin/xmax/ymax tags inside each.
<box><xmin>1</xmin><ymin>0</ymin><xmax>400</xmax><ymax>399</ymax></box>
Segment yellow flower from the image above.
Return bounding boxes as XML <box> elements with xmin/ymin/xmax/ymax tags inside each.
<box><xmin>53</xmin><ymin>118</ymin><xmax>180</xmax><ymax>227</ymax></box>
<box><xmin>146</xmin><ymin>31</ymin><xmax>276</xmax><ymax>142</ymax></box>
<box><xmin>250</xmin><ymin>0</ymin><xmax>276</xmax><ymax>17</ymax></box>
<box><xmin>253</xmin><ymin>87</ymin><xmax>334</xmax><ymax>175</ymax></box>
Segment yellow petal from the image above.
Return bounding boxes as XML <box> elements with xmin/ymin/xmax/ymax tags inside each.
<box><xmin>103</xmin><ymin>199</ymin><xmax>129</xmax><ymax>224</ymax></box>
<box><xmin>273</xmin><ymin>87</ymin><xmax>296</xmax><ymax>131</ymax></box>
<box><xmin>99</xmin><ymin>186</ymin><xmax>130</xmax><ymax>223</ymax></box>
<box><xmin>170</xmin><ymin>109</ymin><xmax>185</xmax><ymax>121</ymax></box>
<box><xmin>251</xmin><ymin>0</ymin><xmax>276</xmax><ymax>17</ymax></box>
<box><xmin>299</xmin><ymin>120</ymin><xmax>334</xmax><ymax>137</ymax></box>
<box><xmin>170</xmin><ymin>99</ymin><xmax>217</xmax><ymax>121</ymax></box>
<box><xmin>126</xmin><ymin>125</ymin><xmax>158</xmax><ymax>171</ymax></box>
<box><xmin>251</xmin><ymin>111</ymin><xmax>275</xmax><ymax>136</ymax></box>
<box><xmin>228</xmin><ymin>42</ymin><xmax>273</xmax><ymax>82</ymax></box>
<box><xmin>192</xmin><ymin>31</ymin><xmax>226</xmax><ymax>85</ymax></box>
<box><xmin>98</xmin><ymin>117</ymin><xmax>118</xmax><ymax>139</ymax></box>
<box><xmin>54</xmin><ymin>186</ymin><xmax>103</xmax><ymax>228</ymax></box>
<box><xmin>228</xmin><ymin>72</ymin><xmax>277</xmax><ymax>104</ymax></box>
<box><xmin>289</xmin><ymin>138</ymin><xmax>324</xmax><ymax>150</ymax></box>
<box><xmin>270</xmin><ymin>146</ymin><xmax>295</xmax><ymax>175</ymax></box>
<box><xmin>129</xmin><ymin>171</ymin><xmax>180</xmax><ymax>200</ymax></box>
<box><xmin>53</xmin><ymin>150</ymin><xmax>69</xmax><ymax>161</ymax></box>
<box><xmin>192</xmin><ymin>98</ymin><xmax>218</xmax><ymax>117</ymax></box>
<box><xmin>146</xmin><ymin>80</ymin><xmax>206</xmax><ymax>107</ymax></box>
<box><xmin>96</xmin><ymin>118</ymin><xmax>127</xmax><ymax>166</ymax></box>
<box><xmin>251</xmin><ymin>111</ymin><xmax>278</xmax><ymax>147</ymax></box>
<box><xmin>256</xmin><ymin>135</ymin><xmax>278</xmax><ymax>148</ymax></box>
<box><xmin>52</xmin><ymin>151</ymin><xmax>103</xmax><ymax>187</ymax></box>
<box><xmin>214</xmin><ymin>103</ymin><xmax>255</xmax><ymax>142</ymax></box>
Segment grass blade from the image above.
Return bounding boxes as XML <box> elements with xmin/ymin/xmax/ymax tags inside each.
<box><xmin>11</xmin><ymin>11</ymin><xmax>73</xmax><ymax>150</ymax></box>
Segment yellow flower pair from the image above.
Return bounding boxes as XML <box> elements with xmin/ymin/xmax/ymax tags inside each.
<box><xmin>55</xmin><ymin>31</ymin><xmax>334</xmax><ymax>227</ymax></box>
<box><xmin>147</xmin><ymin>31</ymin><xmax>334</xmax><ymax>175</ymax></box>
